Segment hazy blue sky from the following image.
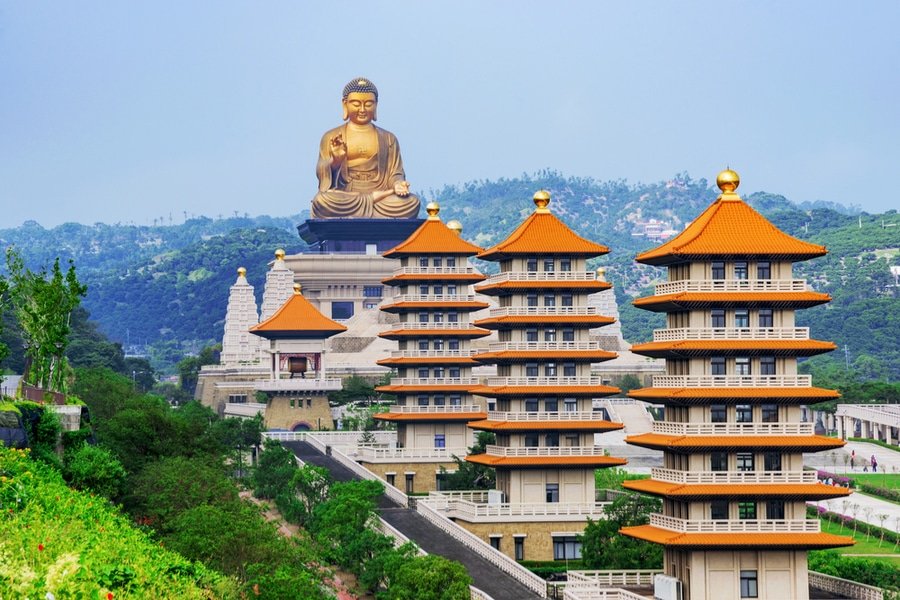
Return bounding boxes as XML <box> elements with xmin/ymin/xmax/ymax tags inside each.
<box><xmin>2</xmin><ymin>2</ymin><xmax>898</xmax><ymax>228</ymax></box>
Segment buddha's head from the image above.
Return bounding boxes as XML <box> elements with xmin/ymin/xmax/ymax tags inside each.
<box><xmin>342</xmin><ymin>77</ymin><xmax>378</xmax><ymax>124</ymax></box>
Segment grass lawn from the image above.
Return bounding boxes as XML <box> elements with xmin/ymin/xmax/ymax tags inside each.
<box><xmin>818</xmin><ymin>517</ymin><xmax>900</xmax><ymax>565</ymax></box>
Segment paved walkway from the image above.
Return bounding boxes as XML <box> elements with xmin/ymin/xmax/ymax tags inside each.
<box><xmin>283</xmin><ymin>441</ymin><xmax>542</xmax><ymax>600</ymax></box>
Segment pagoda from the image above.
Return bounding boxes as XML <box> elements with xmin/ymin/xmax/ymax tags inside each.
<box><xmin>444</xmin><ymin>191</ymin><xmax>626</xmax><ymax>562</ymax></box>
<box><xmin>620</xmin><ymin>170</ymin><xmax>853</xmax><ymax>600</ymax></box>
<box><xmin>367</xmin><ymin>202</ymin><xmax>491</xmax><ymax>493</ymax></box>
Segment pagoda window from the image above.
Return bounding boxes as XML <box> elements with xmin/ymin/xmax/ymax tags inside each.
<box><xmin>514</xmin><ymin>537</ymin><xmax>525</xmax><ymax>561</ymax></box>
<box><xmin>418</xmin><ymin>368</ymin><xmax>429</xmax><ymax>378</ymax></box>
<box><xmin>758</xmin><ymin>309</ymin><xmax>774</xmax><ymax>328</ymax></box>
<box><xmin>738</xmin><ymin>501</ymin><xmax>757</xmax><ymax>519</ymax></box>
<box><xmin>418</xmin><ymin>312</ymin><xmax>429</xmax><ymax>323</ymax></box>
<box><xmin>564</xmin><ymin>398</ymin><xmax>578</xmax><ymax>412</ymax></box>
<box><xmin>761</xmin><ymin>404</ymin><xmax>779</xmax><ymax>423</ymax></box>
<box><xmin>544</xmin><ymin>295</ymin><xmax>556</xmax><ymax>307</ymax></box>
<box><xmin>433</xmin><ymin>367</ymin><xmax>445</xmax><ymax>378</ymax></box>
<box><xmin>433</xmin><ymin>285</ymin><xmax>443</xmax><ymax>295</ymax></box>
<box><xmin>565</xmin><ymin>434</ymin><xmax>579</xmax><ymax>447</ymax></box>
<box><xmin>545</xmin><ymin>329</ymin><xmax>557</xmax><ymax>342</ymax></box>
<box><xmin>736</xmin><ymin>357</ymin><xmax>751</xmax><ymax>376</ymax></box>
<box><xmin>711</xmin><ymin>309</ymin><xmax>726</xmax><ymax>328</ymax></box>
<box><xmin>419</xmin><ymin>257</ymin><xmax>429</xmax><ymax>267</ymax></box>
<box><xmin>710</xmin><ymin>499</ymin><xmax>729</xmax><ymax>520</ymax></box>
<box><xmin>490</xmin><ymin>536</ymin><xmax>501</xmax><ymax>551</ymax></box>
<box><xmin>527</xmin><ymin>295</ymin><xmax>539</xmax><ymax>307</ymax></box>
<box><xmin>448</xmin><ymin>311</ymin><xmax>459</xmax><ymax>323</ymax></box>
<box><xmin>545</xmin><ymin>363</ymin><xmax>558</xmax><ymax>377</ymax></box>
<box><xmin>736</xmin><ymin>453</ymin><xmax>755</xmax><ymax>472</ymax></box>
<box><xmin>562</xmin><ymin>328</ymin><xmax>575</xmax><ymax>341</ymax></box>
<box><xmin>740</xmin><ymin>570</ymin><xmax>759</xmax><ymax>599</ymax></box>
<box><xmin>545</xmin><ymin>399</ymin><xmax>559</xmax><ymax>412</ymax></box>
<box><xmin>561</xmin><ymin>294</ymin><xmax>574</xmax><ymax>307</ymax></box>
<box><xmin>545</xmin><ymin>432</ymin><xmax>560</xmax><ymax>446</ymax></box>
<box><xmin>710</xmin><ymin>357</ymin><xmax>726</xmax><ymax>376</ymax></box>
<box><xmin>710</xmin><ymin>404</ymin><xmax>727</xmax><ymax>423</ymax></box>
<box><xmin>526</xmin><ymin>329</ymin><xmax>538</xmax><ymax>341</ymax></box>
<box><xmin>433</xmin><ymin>339</ymin><xmax>444</xmax><ymax>350</ymax></box>
<box><xmin>448</xmin><ymin>367</ymin><xmax>461</xmax><ymax>378</ymax></box>
<box><xmin>757</xmin><ymin>261</ymin><xmax>771</xmax><ymax>280</ymax></box>
<box><xmin>433</xmin><ymin>312</ymin><xmax>444</xmax><ymax>323</ymax></box>
<box><xmin>448</xmin><ymin>339</ymin><xmax>460</xmax><ymax>350</ymax></box>
<box><xmin>447</xmin><ymin>284</ymin><xmax>457</xmax><ymax>294</ymax></box>
<box><xmin>524</xmin><ymin>433</ymin><xmax>540</xmax><ymax>447</ymax></box>
<box><xmin>433</xmin><ymin>257</ymin><xmax>442</xmax><ymax>267</ymax></box>
<box><xmin>553</xmin><ymin>536</ymin><xmax>582</xmax><ymax>560</ymax></box>
<box><xmin>526</xmin><ymin>363</ymin><xmax>539</xmax><ymax>377</ymax></box>
<box><xmin>764</xmin><ymin>452</ymin><xmax>782</xmax><ymax>471</ymax></box>
<box><xmin>525</xmin><ymin>398</ymin><xmax>539</xmax><ymax>412</ymax></box>
<box><xmin>446</xmin><ymin>257</ymin><xmax>457</xmax><ymax>267</ymax></box>
<box><xmin>766</xmin><ymin>500</ymin><xmax>785</xmax><ymax>519</ymax></box>
<box><xmin>418</xmin><ymin>396</ymin><xmax>429</xmax><ymax>406</ymax></box>
<box><xmin>734</xmin><ymin>309</ymin><xmax>750</xmax><ymax>329</ymax></box>
<box><xmin>560</xmin><ymin>258</ymin><xmax>572</xmax><ymax>272</ymax></box>
<box><xmin>434</xmin><ymin>434</ymin><xmax>446</xmax><ymax>448</ymax></box>
<box><xmin>712</xmin><ymin>261</ymin><xmax>726</xmax><ymax>280</ymax></box>
<box><xmin>433</xmin><ymin>396</ymin><xmax>446</xmax><ymax>406</ymax></box>
<box><xmin>711</xmin><ymin>452</ymin><xmax>728</xmax><ymax>471</ymax></box>
<box><xmin>419</xmin><ymin>284</ymin><xmax>429</xmax><ymax>295</ymax></box>
<box><xmin>563</xmin><ymin>362</ymin><xmax>576</xmax><ymax>376</ymax></box>
<box><xmin>734</xmin><ymin>261</ymin><xmax>749</xmax><ymax>280</ymax></box>
<box><xmin>543</xmin><ymin>258</ymin><xmax>555</xmax><ymax>272</ymax></box>
<box><xmin>546</xmin><ymin>483</ymin><xmax>560</xmax><ymax>503</ymax></box>
<box><xmin>736</xmin><ymin>404</ymin><xmax>753</xmax><ymax>423</ymax></box>
<box><xmin>527</xmin><ymin>258</ymin><xmax>538</xmax><ymax>272</ymax></box>
<box><xmin>449</xmin><ymin>395</ymin><xmax>462</xmax><ymax>406</ymax></box>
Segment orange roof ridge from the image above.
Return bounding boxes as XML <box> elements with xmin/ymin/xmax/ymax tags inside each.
<box><xmin>636</xmin><ymin>195</ymin><xmax>826</xmax><ymax>266</ymax></box>
<box><xmin>384</xmin><ymin>218</ymin><xmax>483</xmax><ymax>257</ymax></box>
<box><xmin>250</xmin><ymin>287</ymin><xmax>347</xmax><ymax>338</ymax></box>
<box><xmin>478</xmin><ymin>208</ymin><xmax>609</xmax><ymax>260</ymax></box>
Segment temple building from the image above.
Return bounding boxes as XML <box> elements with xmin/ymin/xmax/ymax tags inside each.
<box><xmin>364</xmin><ymin>202</ymin><xmax>491</xmax><ymax>493</ymax></box>
<box><xmin>433</xmin><ymin>191</ymin><xmax>626</xmax><ymax>562</ymax></box>
<box><xmin>620</xmin><ymin>170</ymin><xmax>853</xmax><ymax>600</ymax></box>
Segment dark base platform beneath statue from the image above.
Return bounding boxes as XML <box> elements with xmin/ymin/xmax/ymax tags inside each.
<box><xmin>298</xmin><ymin>218</ymin><xmax>424</xmax><ymax>253</ymax></box>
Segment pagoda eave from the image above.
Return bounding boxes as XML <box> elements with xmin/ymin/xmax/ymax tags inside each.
<box><xmin>375</xmin><ymin>384</ymin><xmax>481</xmax><ymax>393</ymax></box>
<box><xmin>378</xmin><ymin>329</ymin><xmax>491</xmax><ymax>340</ymax></box>
<box><xmin>382</xmin><ymin>274</ymin><xmax>486</xmax><ymax>285</ymax></box>
<box><xmin>633</xmin><ymin>292</ymin><xmax>831</xmax><ymax>313</ymax></box>
<box><xmin>466</xmin><ymin>419</ymin><xmax>624</xmax><ymax>433</ymax></box>
<box><xmin>374</xmin><ymin>412</ymin><xmax>486</xmax><ymax>423</ymax></box>
<box><xmin>473</xmin><ymin>350</ymin><xmax>619</xmax><ymax>363</ymax></box>
<box><xmin>636</xmin><ymin>251</ymin><xmax>827</xmax><ymax>268</ymax></box>
<box><xmin>627</xmin><ymin>387</ymin><xmax>840</xmax><ymax>405</ymax></box>
<box><xmin>474</xmin><ymin>316</ymin><xmax>615</xmax><ymax>329</ymax></box>
<box><xmin>380</xmin><ymin>301</ymin><xmax>490</xmax><ymax>313</ymax></box>
<box><xmin>465</xmin><ymin>454</ymin><xmax>627</xmax><ymax>468</ymax></box>
<box><xmin>630</xmin><ymin>340</ymin><xmax>836</xmax><ymax>359</ymax></box>
<box><xmin>625</xmin><ymin>433</ymin><xmax>845</xmax><ymax>452</ymax></box>
<box><xmin>471</xmin><ymin>385</ymin><xmax>620</xmax><ymax>397</ymax></box>
<box><xmin>620</xmin><ymin>525</ymin><xmax>854</xmax><ymax>550</ymax></box>
<box><xmin>475</xmin><ymin>281</ymin><xmax>611</xmax><ymax>295</ymax></box>
<box><xmin>376</xmin><ymin>357</ymin><xmax>479</xmax><ymax>367</ymax></box>
<box><xmin>622</xmin><ymin>479</ymin><xmax>852</xmax><ymax>501</ymax></box>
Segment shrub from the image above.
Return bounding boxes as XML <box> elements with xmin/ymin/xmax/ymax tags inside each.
<box><xmin>859</xmin><ymin>483</ymin><xmax>900</xmax><ymax>503</ymax></box>
<box><xmin>809</xmin><ymin>550</ymin><xmax>900</xmax><ymax>593</ymax></box>
<box><xmin>63</xmin><ymin>443</ymin><xmax>127</xmax><ymax>499</ymax></box>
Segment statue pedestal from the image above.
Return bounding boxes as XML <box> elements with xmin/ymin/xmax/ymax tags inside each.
<box><xmin>297</xmin><ymin>218</ymin><xmax>423</xmax><ymax>254</ymax></box>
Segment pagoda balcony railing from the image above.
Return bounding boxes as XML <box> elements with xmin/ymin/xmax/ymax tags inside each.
<box><xmin>485</xmin><ymin>376</ymin><xmax>609</xmax><ymax>387</ymax></box>
<box><xmin>650</xmin><ymin>513</ymin><xmax>820</xmax><ymax>533</ymax></box>
<box><xmin>651</xmin><ymin>467</ymin><xmax>819</xmax><ymax>485</ymax></box>
<box><xmin>486</xmin><ymin>306</ymin><xmax>600</xmax><ymax>318</ymax></box>
<box><xmin>389</xmin><ymin>294</ymin><xmax>480</xmax><ymax>303</ymax></box>
<box><xmin>254</xmin><ymin>378</ymin><xmax>343</xmax><ymax>392</ymax></box>
<box><xmin>487</xmin><ymin>341</ymin><xmax>600</xmax><ymax>352</ymax></box>
<box><xmin>388</xmin><ymin>377</ymin><xmax>481</xmax><ymax>386</ymax></box>
<box><xmin>483</xmin><ymin>271</ymin><xmax>598</xmax><ymax>285</ymax></box>
<box><xmin>355</xmin><ymin>446</ymin><xmax>465</xmax><ymax>461</ymax></box>
<box><xmin>652</xmin><ymin>374</ymin><xmax>812</xmax><ymax>388</ymax></box>
<box><xmin>427</xmin><ymin>490</ymin><xmax>491</xmax><ymax>503</ymax></box>
<box><xmin>652</xmin><ymin>327</ymin><xmax>810</xmax><ymax>341</ymax></box>
<box><xmin>655</xmin><ymin>279</ymin><xmax>808</xmax><ymax>295</ymax></box>
<box><xmin>428</xmin><ymin>497</ymin><xmax>610</xmax><ymax>520</ymax></box>
<box><xmin>388</xmin><ymin>322</ymin><xmax>482</xmax><ymax>331</ymax></box>
<box><xmin>386</xmin><ymin>404</ymin><xmax>483</xmax><ymax>414</ymax></box>
<box><xmin>487</xmin><ymin>410</ymin><xmax>600</xmax><ymax>421</ymax></box>
<box><xmin>651</xmin><ymin>421</ymin><xmax>814</xmax><ymax>436</ymax></box>
<box><xmin>485</xmin><ymin>445</ymin><xmax>604</xmax><ymax>457</ymax></box>
<box><xmin>389</xmin><ymin>349</ymin><xmax>478</xmax><ymax>358</ymax></box>
<box><xmin>392</xmin><ymin>266</ymin><xmax>481</xmax><ymax>276</ymax></box>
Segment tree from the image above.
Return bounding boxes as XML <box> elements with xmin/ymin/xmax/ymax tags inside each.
<box><xmin>63</xmin><ymin>443</ymin><xmax>127</xmax><ymax>499</ymax></box>
<box><xmin>310</xmin><ymin>479</ymin><xmax>384</xmax><ymax>568</ymax></box>
<box><xmin>0</xmin><ymin>274</ymin><xmax>9</xmax><ymax>372</ymax></box>
<box><xmin>177</xmin><ymin>343</ymin><xmax>221</xmax><ymax>395</ymax></box>
<box><xmin>617</xmin><ymin>374</ymin><xmax>642</xmax><ymax>393</ymax></box>
<box><xmin>440</xmin><ymin>431</ymin><xmax>495</xmax><ymax>490</ymax></box>
<box><xmin>252</xmin><ymin>439</ymin><xmax>298</xmax><ymax>500</ymax></box>
<box><xmin>280</xmin><ymin>464</ymin><xmax>332</xmax><ymax>527</ymax></box>
<box><xmin>581</xmin><ymin>493</ymin><xmax>663</xmax><ymax>570</ymax></box>
<box><xmin>386</xmin><ymin>554</ymin><xmax>473</xmax><ymax>600</ymax></box>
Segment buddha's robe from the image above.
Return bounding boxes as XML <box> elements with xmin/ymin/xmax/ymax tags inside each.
<box><xmin>311</xmin><ymin>124</ymin><xmax>420</xmax><ymax>219</ymax></box>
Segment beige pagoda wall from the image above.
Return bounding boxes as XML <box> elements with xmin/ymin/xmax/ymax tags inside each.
<box><xmin>672</xmin><ymin>549</ymin><xmax>808</xmax><ymax>600</ymax></box>
<box><xmin>498</xmin><ymin>468</ymin><xmax>595</xmax><ymax>504</ymax></box>
<box><xmin>455</xmin><ymin>519</ymin><xmax>589</xmax><ymax>562</ymax></box>
<box><xmin>399</xmin><ymin>422</ymin><xmax>470</xmax><ymax>450</ymax></box>
<box><xmin>358</xmin><ymin>460</ymin><xmax>457</xmax><ymax>494</ymax></box>
<box><xmin>264</xmin><ymin>396</ymin><xmax>333</xmax><ymax>431</ymax></box>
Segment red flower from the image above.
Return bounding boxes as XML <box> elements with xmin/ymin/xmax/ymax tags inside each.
<box><xmin>107</xmin><ymin>593</ymin><xmax>114</xmax><ymax>600</ymax></box>
<box><xmin>38</xmin><ymin>543</ymin><xmax>44</xmax><ymax>552</ymax></box>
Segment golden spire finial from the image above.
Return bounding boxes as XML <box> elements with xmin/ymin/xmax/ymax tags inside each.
<box><xmin>716</xmin><ymin>168</ymin><xmax>741</xmax><ymax>200</ymax></box>
<box><xmin>447</xmin><ymin>219</ymin><xmax>463</xmax><ymax>235</ymax></box>
<box><xmin>533</xmin><ymin>190</ymin><xmax>551</xmax><ymax>213</ymax></box>
<box><xmin>425</xmin><ymin>201</ymin><xmax>440</xmax><ymax>220</ymax></box>
<box><xmin>596</xmin><ymin>266</ymin><xmax>607</xmax><ymax>282</ymax></box>
<box><xmin>293</xmin><ymin>282</ymin><xmax>302</xmax><ymax>294</ymax></box>
<box><xmin>274</xmin><ymin>248</ymin><xmax>286</xmax><ymax>260</ymax></box>
<box><xmin>237</xmin><ymin>267</ymin><xmax>247</xmax><ymax>277</ymax></box>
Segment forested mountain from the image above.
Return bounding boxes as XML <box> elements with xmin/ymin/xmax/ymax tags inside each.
<box><xmin>2</xmin><ymin>173</ymin><xmax>897</xmax><ymax>378</ymax></box>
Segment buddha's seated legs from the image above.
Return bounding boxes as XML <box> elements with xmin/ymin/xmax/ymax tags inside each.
<box><xmin>311</xmin><ymin>190</ymin><xmax>420</xmax><ymax>219</ymax></box>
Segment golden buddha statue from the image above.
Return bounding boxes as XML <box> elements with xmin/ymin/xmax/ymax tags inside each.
<box><xmin>310</xmin><ymin>78</ymin><xmax>421</xmax><ymax>219</ymax></box>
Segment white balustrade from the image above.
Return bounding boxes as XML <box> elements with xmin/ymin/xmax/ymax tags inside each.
<box><xmin>835</xmin><ymin>403</ymin><xmax>900</xmax><ymax>427</ymax></box>
<box><xmin>651</xmin><ymin>374</ymin><xmax>812</xmax><ymax>388</ymax></box>
<box><xmin>254</xmin><ymin>378</ymin><xmax>343</xmax><ymax>392</ymax></box>
<box><xmin>563</xmin><ymin>586</ymin><xmax>653</xmax><ymax>600</ymax></box>
<box><xmin>389</xmin><ymin>294</ymin><xmax>481</xmax><ymax>303</ymax></box>
<box><xmin>654</xmin><ymin>279</ymin><xmax>809</xmax><ymax>295</ymax></box>
<box><xmin>388</xmin><ymin>377</ymin><xmax>481</xmax><ymax>386</ymax></box>
<box><xmin>386</xmin><ymin>404</ymin><xmax>483</xmax><ymax>413</ymax></box>
<box><xmin>354</xmin><ymin>446</ymin><xmax>464</xmax><ymax>461</ymax></box>
<box><xmin>650</xmin><ymin>513</ymin><xmax>820</xmax><ymax>533</ymax></box>
<box><xmin>388</xmin><ymin>349</ymin><xmax>477</xmax><ymax>358</ymax></box>
<box><xmin>567</xmin><ymin>570</ymin><xmax>662</xmax><ymax>587</ymax></box>
<box><xmin>485</xmin><ymin>376</ymin><xmax>609</xmax><ymax>387</ymax></box>
<box><xmin>223</xmin><ymin>402</ymin><xmax>267</xmax><ymax>418</ymax></box>
<box><xmin>436</xmin><ymin>497</ymin><xmax>609</xmax><ymax>520</ymax></box>
<box><xmin>486</xmin><ymin>411</ymin><xmax>600</xmax><ymax>421</ymax></box>
<box><xmin>486</xmin><ymin>307</ymin><xmax>600</xmax><ymax>318</ymax></box>
<box><xmin>808</xmin><ymin>571</ymin><xmax>884</xmax><ymax>600</ymax></box>
<box><xmin>652</xmin><ymin>327</ymin><xmax>810</xmax><ymax>341</ymax></box>
<box><xmin>428</xmin><ymin>490</ymin><xmax>490</xmax><ymax>503</ymax></box>
<box><xmin>329</xmin><ymin>446</ymin><xmax>410</xmax><ymax>506</ymax></box>
<box><xmin>487</xmin><ymin>341</ymin><xmax>600</xmax><ymax>352</ymax></box>
<box><xmin>651</xmin><ymin>421</ymin><xmax>813</xmax><ymax>436</ymax></box>
<box><xmin>650</xmin><ymin>468</ymin><xmax>818</xmax><ymax>485</ymax></box>
<box><xmin>392</xmin><ymin>266</ymin><xmax>481</xmax><ymax>276</ymax></box>
<box><xmin>485</xmin><ymin>445</ymin><xmax>604</xmax><ymax>457</ymax></box>
<box><xmin>482</xmin><ymin>271</ymin><xmax>598</xmax><ymax>285</ymax></box>
<box><xmin>388</xmin><ymin>322</ymin><xmax>486</xmax><ymax>331</ymax></box>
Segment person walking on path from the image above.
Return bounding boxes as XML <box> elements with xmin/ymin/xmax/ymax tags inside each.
<box><xmin>871</xmin><ymin>454</ymin><xmax>878</xmax><ymax>473</ymax></box>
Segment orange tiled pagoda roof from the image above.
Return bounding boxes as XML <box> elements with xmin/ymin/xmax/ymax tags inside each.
<box><xmin>626</xmin><ymin>433</ymin><xmax>844</xmax><ymax>452</ymax></box>
<box><xmin>466</xmin><ymin>454</ymin><xmax>627</xmax><ymax>468</ymax></box>
<box><xmin>474</xmin><ymin>349</ymin><xmax>618</xmax><ymax>362</ymax></box>
<box><xmin>478</xmin><ymin>193</ymin><xmax>609</xmax><ymax>260</ymax></box>
<box><xmin>636</xmin><ymin>191</ymin><xmax>827</xmax><ymax>266</ymax></box>
<box><xmin>374</xmin><ymin>411</ymin><xmax>487</xmax><ymax>423</ymax></box>
<box><xmin>475</xmin><ymin>280</ymin><xmax>611</xmax><ymax>294</ymax></box>
<box><xmin>620</xmin><ymin>525</ymin><xmax>854</xmax><ymax>550</ymax></box>
<box><xmin>467</xmin><ymin>419</ymin><xmax>623</xmax><ymax>433</ymax></box>
<box><xmin>383</xmin><ymin>212</ymin><xmax>483</xmax><ymax>257</ymax></box>
<box><xmin>377</xmin><ymin>356</ymin><xmax>479</xmax><ymax>367</ymax></box>
<box><xmin>622</xmin><ymin>479</ymin><xmax>851</xmax><ymax>501</ymax></box>
<box><xmin>380</xmin><ymin>300</ymin><xmax>490</xmax><ymax>312</ymax></box>
<box><xmin>633</xmin><ymin>291</ymin><xmax>831</xmax><ymax>311</ymax></box>
<box><xmin>382</xmin><ymin>272</ymin><xmax>486</xmax><ymax>285</ymax></box>
<box><xmin>378</xmin><ymin>327</ymin><xmax>491</xmax><ymax>340</ymax></box>
<box><xmin>250</xmin><ymin>288</ymin><xmax>347</xmax><ymax>339</ymax></box>
<box><xmin>628</xmin><ymin>387</ymin><xmax>840</xmax><ymax>405</ymax></box>
<box><xmin>471</xmin><ymin>384</ymin><xmax>621</xmax><ymax>397</ymax></box>
<box><xmin>630</xmin><ymin>339</ymin><xmax>836</xmax><ymax>358</ymax></box>
<box><xmin>474</xmin><ymin>315</ymin><xmax>615</xmax><ymax>328</ymax></box>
